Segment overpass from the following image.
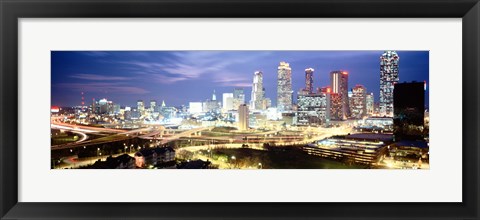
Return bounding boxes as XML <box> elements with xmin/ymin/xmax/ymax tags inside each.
<box><xmin>51</xmin><ymin>123</ymin><xmax>158</xmax><ymax>150</ymax></box>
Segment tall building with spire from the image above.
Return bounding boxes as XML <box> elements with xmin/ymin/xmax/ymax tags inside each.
<box><xmin>277</xmin><ymin>62</ymin><xmax>293</xmax><ymax>112</ymax></box>
<box><xmin>379</xmin><ymin>51</ymin><xmax>399</xmax><ymax>117</ymax></box>
<box><xmin>250</xmin><ymin>71</ymin><xmax>265</xmax><ymax>110</ymax></box>
<box><xmin>212</xmin><ymin>90</ymin><xmax>217</xmax><ymax>101</ymax></box>
<box><xmin>330</xmin><ymin>70</ymin><xmax>349</xmax><ymax>120</ymax></box>
<box><xmin>305</xmin><ymin>68</ymin><xmax>314</xmax><ymax>94</ymax></box>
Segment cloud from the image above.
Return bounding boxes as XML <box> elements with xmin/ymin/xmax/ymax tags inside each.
<box><xmin>55</xmin><ymin>82</ymin><xmax>149</xmax><ymax>94</ymax></box>
<box><xmin>115</xmin><ymin>51</ymin><xmax>272</xmax><ymax>84</ymax></box>
<box><xmin>214</xmin><ymin>75</ymin><xmax>251</xmax><ymax>87</ymax></box>
<box><xmin>150</xmin><ymin>74</ymin><xmax>189</xmax><ymax>84</ymax></box>
<box><xmin>70</xmin><ymin>74</ymin><xmax>129</xmax><ymax>81</ymax></box>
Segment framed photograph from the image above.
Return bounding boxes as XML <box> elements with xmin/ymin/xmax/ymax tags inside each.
<box><xmin>1</xmin><ymin>0</ymin><xmax>478</xmax><ymax>219</ymax></box>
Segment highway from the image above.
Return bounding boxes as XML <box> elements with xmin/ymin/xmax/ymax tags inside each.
<box><xmin>51</xmin><ymin>122</ymin><xmax>127</xmax><ymax>133</ymax></box>
<box><xmin>51</xmin><ymin>122</ymin><xmax>158</xmax><ymax>150</ymax></box>
<box><xmin>69</xmin><ymin>130</ymin><xmax>88</xmax><ymax>143</ymax></box>
<box><xmin>175</xmin><ymin>126</ymin><xmax>354</xmax><ymax>168</ymax></box>
<box><xmin>158</xmin><ymin>126</ymin><xmax>214</xmax><ymax>144</ymax></box>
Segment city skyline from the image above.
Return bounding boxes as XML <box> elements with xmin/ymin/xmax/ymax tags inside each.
<box><xmin>51</xmin><ymin>50</ymin><xmax>429</xmax><ymax>169</ymax></box>
<box><xmin>52</xmin><ymin>51</ymin><xmax>429</xmax><ymax>108</ymax></box>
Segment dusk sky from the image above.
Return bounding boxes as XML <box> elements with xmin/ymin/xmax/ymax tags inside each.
<box><xmin>51</xmin><ymin>51</ymin><xmax>429</xmax><ymax>108</ymax></box>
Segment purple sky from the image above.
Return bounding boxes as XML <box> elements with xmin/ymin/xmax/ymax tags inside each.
<box><xmin>51</xmin><ymin>51</ymin><xmax>429</xmax><ymax>108</ymax></box>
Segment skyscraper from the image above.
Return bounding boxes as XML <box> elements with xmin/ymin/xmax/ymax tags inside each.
<box><xmin>99</xmin><ymin>98</ymin><xmax>108</xmax><ymax>114</ymax></box>
<box><xmin>366</xmin><ymin>93</ymin><xmax>374</xmax><ymax>116</ymax></box>
<box><xmin>277</xmin><ymin>62</ymin><xmax>293</xmax><ymax>112</ymax></box>
<box><xmin>203</xmin><ymin>99</ymin><xmax>220</xmax><ymax>113</ymax></box>
<box><xmin>222</xmin><ymin>93</ymin><xmax>234</xmax><ymax>111</ymax></box>
<box><xmin>150</xmin><ymin>100</ymin><xmax>157</xmax><ymax>112</ymax></box>
<box><xmin>297</xmin><ymin>92</ymin><xmax>328</xmax><ymax>126</ymax></box>
<box><xmin>250</xmin><ymin>71</ymin><xmax>265</xmax><ymax>110</ymax></box>
<box><xmin>393</xmin><ymin>82</ymin><xmax>425</xmax><ymax>141</ymax></box>
<box><xmin>351</xmin><ymin>85</ymin><xmax>367</xmax><ymax>119</ymax></box>
<box><xmin>91</xmin><ymin>98</ymin><xmax>97</xmax><ymax>114</ymax></box>
<box><xmin>238</xmin><ymin>104</ymin><xmax>249</xmax><ymax>131</ymax></box>
<box><xmin>348</xmin><ymin>91</ymin><xmax>353</xmax><ymax>117</ymax></box>
<box><xmin>212</xmin><ymin>90</ymin><xmax>217</xmax><ymax>101</ymax></box>
<box><xmin>380</xmin><ymin>51</ymin><xmax>400</xmax><ymax>117</ymax></box>
<box><xmin>189</xmin><ymin>102</ymin><xmax>203</xmax><ymax>114</ymax></box>
<box><xmin>233</xmin><ymin>88</ymin><xmax>245</xmax><ymax>110</ymax></box>
<box><xmin>305</xmin><ymin>68</ymin><xmax>314</xmax><ymax>94</ymax></box>
<box><xmin>137</xmin><ymin>100</ymin><xmax>145</xmax><ymax>112</ymax></box>
<box><xmin>329</xmin><ymin>93</ymin><xmax>343</xmax><ymax>121</ymax></box>
<box><xmin>330</xmin><ymin>70</ymin><xmax>349</xmax><ymax>120</ymax></box>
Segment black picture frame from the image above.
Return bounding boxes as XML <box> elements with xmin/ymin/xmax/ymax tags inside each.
<box><xmin>1</xmin><ymin>0</ymin><xmax>479</xmax><ymax>219</ymax></box>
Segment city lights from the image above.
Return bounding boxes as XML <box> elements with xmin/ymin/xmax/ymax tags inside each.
<box><xmin>50</xmin><ymin>50</ymin><xmax>429</xmax><ymax>169</ymax></box>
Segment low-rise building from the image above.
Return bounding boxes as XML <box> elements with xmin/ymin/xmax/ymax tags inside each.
<box><xmin>83</xmin><ymin>154</ymin><xmax>135</xmax><ymax>169</ymax></box>
<box><xmin>134</xmin><ymin>147</ymin><xmax>176</xmax><ymax>168</ymax></box>
<box><xmin>304</xmin><ymin>133</ymin><xmax>392</xmax><ymax>165</ymax></box>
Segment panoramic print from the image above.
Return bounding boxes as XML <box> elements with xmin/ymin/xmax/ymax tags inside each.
<box><xmin>51</xmin><ymin>51</ymin><xmax>429</xmax><ymax>169</ymax></box>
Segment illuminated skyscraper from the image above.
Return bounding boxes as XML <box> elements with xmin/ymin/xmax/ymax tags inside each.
<box><xmin>233</xmin><ymin>88</ymin><xmax>245</xmax><ymax>110</ymax></box>
<box><xmin>203</xmin><ymin>99</ymin><xmax>220</xmax><ymax>113</ymax></box>
<box><xmin>330</xmin><ymin>70</ymin><xmax>349</xmax><ymax>120</ymax></box>
<box><xmin>189</xmin><ymin>102</ymin><xmax>203</xmax><ymax>114</ymax></box>
<box><xmin>250</xmin><ymin>71</ymin><xmax>265</xmax><ymax>110</ymax></box>
<box><xmin>305</xmin><ymin>68</ymin><xmax>314</xmax><ymax>94</ymax></box>
<box><xmin>348</xmin><ymin>91</ymin><xmax>353</xmax><ymax>117</ymax></box>
<box><xmin>137</xmin><ymin>100</ymin><xmax>145</xmax><ymax>112</ymax></box>
<box><xmin>91</xmin><ymin>98</ymin><xmax>97</xmax><ymax>114</ymax></box>
<box><xmin>380</xmin><ymin>51</ymin><xmax>400</xmax><ymax>117</ymax></box>
<box><xmin>222</xmin><ymin>93</ymin><xmax>234</xmax><ymax>111</ymax></box>
<box><xmin>329</xmin><ymin>93</ymin><xmax>343</xmax><ymax>121</ymax></box>
<box><xmin>277</xmin><ymin>62</ymin><xmax>293</xmax><ymax>112</ymax></box>
<box><xmin>212</xmin><ymin>90</ymin><xmax>217</xmax><ymax>101</ymax></box>
<box><xmin>262</xmin><ymin>98</ymin><xmax>271</xmax><ymax>109</ymax></box>
<box><xmin>366</xmin><ymin>93</ymin><xmax>374</xmax><ymax>116</ymax></box>
<box><xmin>297</xmin><ymin>92</ymin><xmax>328</xmax><ymax>126</ymax></box>
<box><xmin>351</xmin><ymin>85</ymin><xmax>367</xmax><ymax>119</ymax></box>
<box><xmin>99</xmin><ymin>98</ymin><xmax>108</xmax><ymax>114</ymax></box>
<box><xmin>124</xmin><ymin>106</ymin><xmax>131</xmax><ymax>120</ymax></box>
<box><xmin>150</xmin><ymin>100</ymin><xmax>157</xmax><ymax>112</ymax></box>
<box><xmin>238</xmin><ymin>104</ymin><xmax>249</xmax><ymax>131</ymax></box>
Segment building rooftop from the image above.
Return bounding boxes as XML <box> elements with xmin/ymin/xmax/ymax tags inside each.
<box><xmin>346</xmin><ymin>133</ymin><xmax>393</xmax><ymax>142</ymax></box>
